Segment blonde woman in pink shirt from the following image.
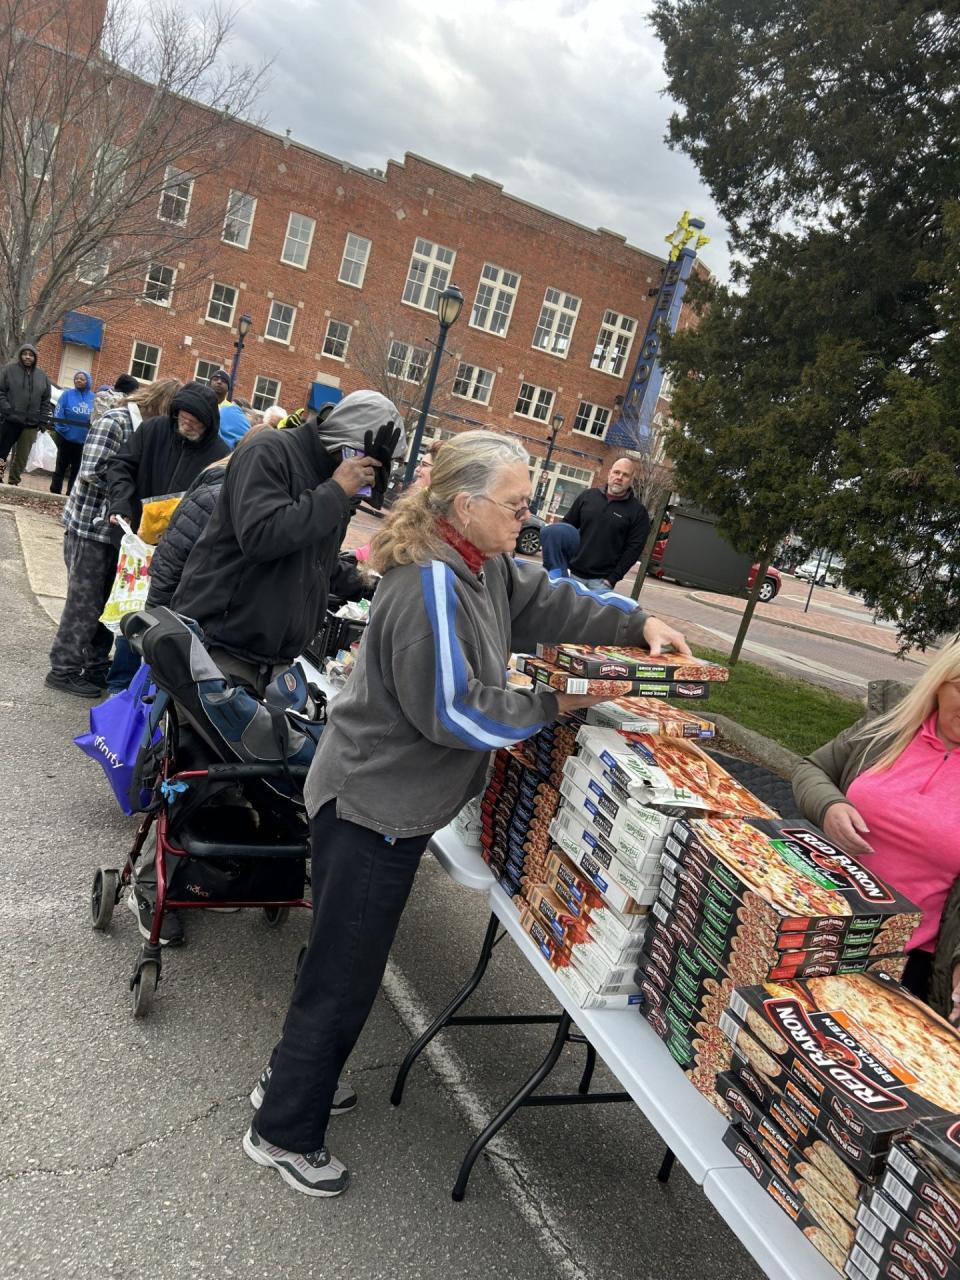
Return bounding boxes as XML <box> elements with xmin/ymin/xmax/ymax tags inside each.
<box><xmin>793</xmin><ymin>644</ymin><xmax>960</xmax><ymax>1024</ymax></box>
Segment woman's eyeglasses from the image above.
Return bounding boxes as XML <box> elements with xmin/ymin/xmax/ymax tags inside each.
<box><xmin>475</xmin><ymin>495</ymin><xmax>531</xmax><ymax>521</ymax></box>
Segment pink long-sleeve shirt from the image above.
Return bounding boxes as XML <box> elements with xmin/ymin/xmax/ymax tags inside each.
<box><xmin>846</xmin><ymin>714</ymin><xmax>960</xmax><ymax>953</ymax></box>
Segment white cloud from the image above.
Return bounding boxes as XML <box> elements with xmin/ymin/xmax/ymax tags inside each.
<box><xmin>185</xmin><ymin>0</ymin><xmax>728</xmax><ymax>275</ymax></box>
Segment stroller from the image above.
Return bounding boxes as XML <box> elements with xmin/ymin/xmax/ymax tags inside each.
<box><xmin>89</xmin><ymin>607</ymin><xmax>325</xmax><ymax>1017</ymax></box>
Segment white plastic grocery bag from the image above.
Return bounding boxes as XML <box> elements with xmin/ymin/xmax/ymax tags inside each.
<box><xmin>24</xmin><ymin>430</ymin><xmax>58</xmax><ymax>474</ymax></box>
<box><xmin>99</xmin><ymin>518</ymin><xmax>153</xmax><ymax>633</ymax></box>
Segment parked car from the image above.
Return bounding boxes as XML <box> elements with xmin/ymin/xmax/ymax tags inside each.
<box><xmin>515</xmin><ymin>513</ymin><xmax>545</xmax><ymax>556</ymax></box>
<box><xmin>650</xmin><ymin>537</ymin><xmax>782</xmax><ymax>601</ymax></box>
<box><xmin>795</xmin><ymin>556</ymin><xmax>844</xmax><ymax>588</ymax></box>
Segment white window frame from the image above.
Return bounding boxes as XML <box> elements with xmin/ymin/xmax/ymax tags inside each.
<box><xmin>452</xmin><ymin>361</ymin><xmax>495</xmax><ymax>405</ymax></box>
<box><xmin>27</xmin><ymin>119</ymin><xmax>57</xmax><ymax>181</ymax></box>
<box><xmin>532</xmin><ymin>287</ymin><xmax>581</xmax><ymax>358</ymax></box>
<box><xmin>387</xmin><ymin>340</ymin><xmax>428</xmax><ymax>383</ymax></box>
<box><xmin>591</xmin><ymin>309</ymin><xmax>638</xmax><ymax>377</ymax></box>
<box><xmin>338</xmin><ymin>233</ymin><xmax>371</xmax><ymax>288</ymax></box>
<box><xmin>252</xmin><ymin>375</ymin><xmax>281</xmax><ymax>411</ymax></box>
<box><xmin>514</xmin><ymin>381</ymin><xmax>555</xmax><ymax>422</ymax></box>
<box><xmin>78</xmin><ymin>244</ymin><xmax>111</xmax><ymax>286</ymax></box>
<box><xmin>206</xmin><ymin>281</ymin><xmax>238</xmax><ymax>327</ymax></box>
<box><xmin>572</xmin><ymin>401</ymin><xmax>611</xmax><ymax>440</ymax></box>
<box><xmin>91</xmin><ymin>143</ymin><xmax>126</xmax><ymax>199</ymax></box>
<box><xmin>143</xmin><ymin>262</ymin><xmax>175</xmax><ymax>307</ymax></box>
<box><xmin>469</xmin><ymin>262</ymin><xmax>519</xmax><ymax>337</ymax></box>
<box><xmin>158</xmin><ymin>165</ymin><xmax>193</xmax><ymax>225</ymax></box>
<box><xmin>222</xmin><ymin>190</ymin><xmax>257</xmax><ymax>249</ymax></box>
<box><xmin>402</xmin><ymin>237</ymin><xmax>456</xmax><ymax>312</ymax></box>
<box><xmin>130</xmin><ymin>341</ymin><xmax>160</xmax><ymax>381</ymax></box>
<box><xmin>322</xmin><ymin>319</ymin><xmax>352</xmax><ymax>361</ymax></box>
<box><xmin>194</xmin><ymin>359</ymin><xmax>221</xmax><ymax>384</ymax></box>
<box><xmin>281</xmin><ymin>212</ymin><xmax>316</xmax><ymax>269</ymax></box>
<box><xmin>266</xmin><ymin>300</ymin><xmax>296</xmax><ymax>344</ymax></box>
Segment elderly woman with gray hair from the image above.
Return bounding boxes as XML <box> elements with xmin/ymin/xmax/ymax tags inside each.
<box><xmin>244</xmin><ymin>429</ymin><xmax>691</xmax><ymax>1197</ymax></box>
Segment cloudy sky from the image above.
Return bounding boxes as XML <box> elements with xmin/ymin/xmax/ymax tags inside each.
<box><xmin>200</xmin><ymin>0</ymin><xmax>729</xmax><ymax>277</ymax></box>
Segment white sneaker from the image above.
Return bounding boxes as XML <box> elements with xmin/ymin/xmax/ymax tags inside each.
<box><xmin>250</xmin><ymin>1064</ymin><xmax>357</xmax><ymax>1114</ymax></box>
<box><xmin>243</xmin><ymin>1126</ymin><xmax>349</xmax><ymax>1197</ymax></box>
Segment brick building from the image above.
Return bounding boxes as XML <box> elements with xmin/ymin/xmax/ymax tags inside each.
<box><xmin>31</xmin><ymin>4</ymin><xmax>696</xmax><ymax>516</ymax></box>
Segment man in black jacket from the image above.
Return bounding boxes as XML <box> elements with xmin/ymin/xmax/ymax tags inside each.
<box><xmin>173</xmin><ymin>389</ymin><xmax>404</xmax><ymax>694</ymax></box>
<box><xmin>0</xmin><ymin>343</ymin><xmax>52</xmax><ymax>485</ymax></box>
<box><xmin>562</xmin><ymin>457</ymin><xmax>650</xmax><ymax>592</ymax></box>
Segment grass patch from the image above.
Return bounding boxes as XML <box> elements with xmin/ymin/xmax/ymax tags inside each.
<box><xmin>679</xmin><ymin>647</ymin><xmax>863</xmax><ymax>757</ymax></box>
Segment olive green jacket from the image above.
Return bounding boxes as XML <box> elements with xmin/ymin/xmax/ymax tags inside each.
<box><xmin>792</xmin><ymin>718</ymin><xmax>960</xmax><ymax>1020</ymax></box>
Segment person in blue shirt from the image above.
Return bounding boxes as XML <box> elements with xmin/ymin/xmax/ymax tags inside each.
<box><xmin>208</xmin><ymin>366</ymin><xmax>251</xmax><ymax>449</ymax></box>
<box><xmin>51</xmin><ymin>370</ymin><xmax>95</xmax><ymax>494</ymax></box>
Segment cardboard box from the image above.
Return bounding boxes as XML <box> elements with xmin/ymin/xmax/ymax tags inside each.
<box><xmin>554</xmin><ymin>962</ymin><xmax>644</xmax><ymax>1010</ymax></box>
<box><xmin>849</xmin><ymin>1232</ymin><xmax>956</xmax><ymax>1280</ymax></box>
<box><xmin>549</xmin><ymin>643</ymin><xmax>729</xmax><ymax>684</ymax></box>
<box><xmin>581</xmin><ymin>696</ymin><xmax>715</xmax><ymax>739</ymax></box>
<box><xmin>562</xmin><ymin>754</ymin><xmax>677</xmax><ymax>847</ymax></box>
<box><xmin>887</xmin><ymin>1142</ymin><xmax>960</xmax><ymax>1239</ymax></box>
<box><xmin>725</xmin><ymin>974</ymin><xmax>960</xmax><ymax>1156</ymax></box>
<box><xmin>550</xmin><ymin>810</ymin><xmax>653</xmax><ymax>907</ymax></box>
<box><xmin>516</xmin><ymin>654</ymin><xmax>712</xmax><ymax>700</ymax></box>
<box><xmin>857</xmin><ymin>1194</ymin><xmax>960</xmax><ymax>1275</ymax></box>
<box><xmin>869</xmin><ymin>1175</ymin><xmax>960</xmax><ymax>1261</ymax></box>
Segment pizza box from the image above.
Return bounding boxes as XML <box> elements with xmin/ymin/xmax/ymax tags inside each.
<box><xmin>722</xmin><ymin>1125</ymin><xmax>856</xmax><ymax>1273</ymax></box>
<box><xmin>550</xmin><ymin>810</ymin><xmax>656</xmax><ymax>904</ymax></box>
<box><xmin>515</xmin><ymin>654</ymin><xmax>711</xmax><ymax>700</ymax></box>
<box><xmin>639</xmin><ymin>997</ymin><xmax>733</xmax><ymax>1077</ymax></box>
<box><xmin>520</xmin><ymin>883</ymin><xmax>592</xmax><ymax>949</ymax></box>
<box><xmin>872</xmin><ymin>1174</ymin><xmax>960</xmax><ymax>1259</ymax></box>
<box><xmin>670</xmin><ymin>816</ymin><xmax>922</xmax><ymax>941</ymax></box>
<box><xmin>639</xmin><ymin>933</ymin><xmax>734</xmax><ymax>1014</ymax></box>
<box><xmin>554</xmin><ymin>962</ymin><xmax>644</xmax><ymax>1010</ymax></box>
<box><xmin>547</xmin><ymin>643</ymin><xmax>729</xmax><ymax>684</ymax></box>
<box><xmin>548</xmin><ymin>817</ymin><xmax>643</xmax><ymax>915</ymax></box>
<box><xmin>857</xmin><ymin>1198</ymin><xmax>960</xmax><ymax>1278</ymax></box>
<box><xmin>912</xmin><ymin>1118</ymin><xmax>960</xmax><ymax>1188</ymax></box>
<box><xmin>580</xmin><ymin>696</ymin><xmax>715</xmax><ymax>739</ymax></box>
<box><xmin>558</xmin><ymin>780</ymin><xmax>664</xmax><ymax>874</ymax></box>
<box><xmin>724</xmin><ymin>973</ymin><xmax>960</xmax><ymax>1156</ymax></box>
<box><xmin>562</xmin><ymin>755</ymin><xmax>677</xmax><ymax>848</ymax></box>
<box><xmin>569</xmin><ymin>946</ymin><xmax>640</xmax><ymax>995</ymax></box>
<box><xmin>849</xmin><ymin>1231</ymin><xmax>958</xmax><ymax>1280</ymax></box>
<box><xmin>516</xmin><ymin>905</ymin><xmax>572</xmax><ymax>969</ymax></box>
<box><xmin>635</xmin><ymin>960</ymin><xmax>734</xmax><ymax>1037</ymax></box>
<box><xmin>887</xmin><ymin>1141</ymin><xmax>960</xmax><ymax>1238</ymax></box>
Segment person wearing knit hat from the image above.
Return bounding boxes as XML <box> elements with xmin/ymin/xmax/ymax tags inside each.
<box><xmin>209</xmin><ymin>368</ymin><xmax>233</xmax><ymax>405</ymax></box>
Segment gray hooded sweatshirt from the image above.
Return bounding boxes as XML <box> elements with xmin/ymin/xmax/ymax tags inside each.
<box><xmin>304</xmin><ymin>545</ymin><xmax>650</xmax><ymax>836</ymax></box>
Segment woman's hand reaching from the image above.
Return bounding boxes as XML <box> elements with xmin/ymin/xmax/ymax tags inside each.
<box><xmin>822</xmin><ymin>802</ymin><xmax>874</xmax><ymax>858</ymax></box>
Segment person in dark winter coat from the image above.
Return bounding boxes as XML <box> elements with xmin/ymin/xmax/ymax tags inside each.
<box><xmin>562</xmin><ymin>458</ymin><xmax>650</xmax><ymax>591</ymax></box>
<box><xmin>540</xmin><ymin>522</ymin><xmax>580</xmax><ymax>579</ymax></box>
<box><xmin>0</xmin><ymin>342</ymin><xmax>52</xmax><ymax>485</ymax></box>
<box><xmin>106</xmin><ymin>381</ymin><xmax>228</xmax><ymax>531</ymax></box>
<box><xmin>50</xmin><ymin>370</ymin><xmax>95</xmax><ymax>495</ymax></box>
<box><xmin>173</xmin><ymin>389</ymin><xmax>405</xmax><ymax>694</ymax></box>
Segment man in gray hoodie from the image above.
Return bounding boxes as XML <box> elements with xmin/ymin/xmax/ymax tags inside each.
<box><xmin>0</xmin><ymin>343</ymin><xmax>53</xmax><ymax>484</ymax></box>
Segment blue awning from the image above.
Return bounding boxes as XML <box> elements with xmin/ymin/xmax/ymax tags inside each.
<box><xmin>62</xmin><ymin>311</ymin><xmax>104</xmax><ymax>351</ymax></box>
<box><xmin>308</xmin><ymin>382</ymin><xmax>343</xmax><ymax>411</ymax></box>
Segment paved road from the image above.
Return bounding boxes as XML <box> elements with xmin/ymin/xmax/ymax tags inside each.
<box><xmin>0</xmin><ymin>507</ymin><xmax>766</xmax><ymax>1279</ymax></box>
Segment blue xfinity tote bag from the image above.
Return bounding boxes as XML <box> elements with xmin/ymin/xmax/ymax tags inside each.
<box><xmin>74</xmin><ymin>662</ymin><xmax>159</xmax><ymax>815</ymax></box>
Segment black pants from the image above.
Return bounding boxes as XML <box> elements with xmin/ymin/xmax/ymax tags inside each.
<box><xmin>51</xmin><ymin>433</ymin><xmax>84</xmax><ymax>494</ymax></box>
<box><xmin>49</xmin><ymin>531</ymin><xmax>118</xmax><ymax>678</ymax></box>
<box><xmin>901</xmin><ymin>948</ymin><xmax>934</xmax><ymax>1002</ymax></box>
<box><xmin>255</xmin><ymin>800</ymin><xmax>432</xmax><ymax>1153</ymax></box>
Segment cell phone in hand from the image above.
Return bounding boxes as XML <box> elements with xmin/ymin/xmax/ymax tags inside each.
<box><xmin>342</xmin><ymin>446</ymin><xmax>372</xmax><ymax>498</ymax></box>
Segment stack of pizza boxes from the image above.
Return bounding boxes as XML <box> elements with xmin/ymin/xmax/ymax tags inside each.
<box><xmin>717</xmin><ymin>973</ymin><xmax>959</xmax><ymax>1276</ymax></box>
<box><xmin>849</xmin><ymin>1115</ymin><xmax>960</xmax><ymax>1280</ymax></box>
<box><xmin>520</xmin><ymin>642</ymin><xmax>729</xmax><ymax>705</ymax></box>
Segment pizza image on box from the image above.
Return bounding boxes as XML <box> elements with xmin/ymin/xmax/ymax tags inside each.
<box><xmin>583</xmin><ymin>696</ymin><xmax>716</xmax><ymax>738</ymax></box>
<box><xmin>551</xmin><ymin>643</ymin><xmax>729</xmax><ymax>684</ymax></box>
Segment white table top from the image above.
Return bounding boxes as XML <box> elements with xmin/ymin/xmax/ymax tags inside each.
<box><xmin>428</xmin><ymin>826</ymin><xmax>495</xmax><ymax>892</ymax></box>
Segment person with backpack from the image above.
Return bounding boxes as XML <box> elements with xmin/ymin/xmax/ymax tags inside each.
<box><xmin>50</xmin><ymin>370</ymin><xmax>95</xmax><ymax>495</ymax></box>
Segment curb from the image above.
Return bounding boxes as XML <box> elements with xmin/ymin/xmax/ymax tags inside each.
<box><xmin>685</xmin><ymin>592</ymin><xmax>924</xmax><ymax>663</ymax></box>
<box><xmin>703</xmin><ymin>712</ymin><xmax>802</xmax><ymax>781</ymax></box>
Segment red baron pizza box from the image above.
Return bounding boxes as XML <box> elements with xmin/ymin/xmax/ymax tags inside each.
<box><xmin>640</xmin><ymin>997</ymin><xmax>734</xmax><ymax>1077</ymax></box>
<box><xmin>721</xmin><ymin>1125</ymin><xmax>856</xmax><ymax>1272</ymax></box>
<box><xmin>577</xmin><ymin>696</ymin><xmax>716</xmax><ymax>739</ymax></box>
<box><xmin>871</xmin><ymin>1174</ymin><xmax>960</xmax><ymax>1259</ymax></box>
<box><xmin>857</xmin><ymin>1197</ymin><xmax>960</xmax><ymax>1278</ymax></box>
<box><xmin>562</xmin><ymin>755</ymin><xmax>677</xmax><ymax>847</ymax></box>
<box><xmin>635</xmin><ymin>959</ymin><xmax>734</xmax><ymax>1037</ymax></box>
<box><xmin>555</xmin><ymin>962</ymin><xmax>644</xmax><ymax>1010</ymax></box>
<box><xmin>577</xmin><ymin>726</ymin><xmax>776</xmax><ymax>818</ymax></box>
<box><xmin>515</xmin><ymin>654</ymin><xmax>711</xmax><ymax>700</ymax></box>
<box><xmin>912</xmin><ymin>1118</ymin><xmax>960</xmax><ymax>1188</ymax></box>
<box><xmin>548</xmin><ymin>643</ymin><xmax>730</xmax><ymax>684</ymax></box>
<box><xmin>887</xmin><ymin>1138</ymin><xmax>960</xmax><ymax>1237</ymax></box>
<box><xmin>723</xmin><ymin>974</ymin><xmax>960</xmax><ymax>1156</ymax></box>
<box><xmin>670</xmin><ymin>816</ymin><xmax>922</xmax><ymax>942</ymax></box>
<box><xmin>849</xmin><ymin>1231</ymin><xmax>958</xmax><ymax>1280</ymax></box>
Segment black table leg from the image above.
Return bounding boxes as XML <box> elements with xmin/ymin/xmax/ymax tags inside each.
<box><xmin>391</xmin><ymin>911</ymin><xmax>499</xmax><ymax>1106</ymax></box>
<box><xmin>577</xmin><ymin>1041</ymin><xmax>597</xmax><ymax>1095</ymax></box>
<box><xmin>657</xmin><ymin>1147</ymin><xmax>676</xmax><ymax>1183</ymax></box>
<box><xmin>451</xmin><ymin>1009</ymin><xmax>572</xmax><ymax>1201</ymax></box>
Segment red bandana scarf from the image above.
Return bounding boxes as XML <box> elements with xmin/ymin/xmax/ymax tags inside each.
<box><xmin>437</xmin><ymin>518</ymin><xmax>489</xmax><ymax>576</ymax></box>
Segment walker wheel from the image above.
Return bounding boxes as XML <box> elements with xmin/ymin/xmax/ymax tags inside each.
<box><xmin>131</xmin><ymin>959</ymin><xmax>159</xmax><ymax>1018</ymax></box>
<box><xmin>91</xmin><ymin>868</ymin><xmax>120</xmax><ymax>930</ymax></box>
<box><xmin>262</xmin><ymin>906</ymin><xmax>290</xmax><ymax>929</ymax></box>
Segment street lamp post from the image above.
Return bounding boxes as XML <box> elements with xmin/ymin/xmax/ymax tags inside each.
<box><xmin>403</xmin><ymin>284</ymin><xmax>464</xmax><ymax>486</ymax></box>
<box><xmin>230</xmin><ymin>313</ymin><xmax>253</xmax><ymax>392</ymax></box>
<box><xmin>530</xmin><ymin>412</ymin><xmax>564</xmax><ymax>515</ymax></box>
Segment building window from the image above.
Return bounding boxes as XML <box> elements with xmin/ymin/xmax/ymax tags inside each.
<box><xmin>470</xmin><ymin>263</ymin><xmax>519</xmax><ymax>337</ymax></box>
<box><xmin>266</xmin><ymin>300</ymin><xmax>296</xmax><ymax>344</ymax></box>
<box><xmin>27</xmin><ymin>119</ymin><xmax>56</xmax><ymax>180</ymax></box>
<box><xmin>194</xmin><ymin>359</ymin><xmax>220</xmax><ymax>384</ymax></box>
<box><xmin>452</xmin><ymin>362</ymin><xmax>495</xmax><ymax>405</ymax></box>
<box><xmin>338</xmin><ymin>233</ymin><xmax>371</xmax><ymax>287</ymax></box>
<box><xmin>323</xmin><ymin>319</ymin><xmax>351</xmax><ymax>361</ymax></box>
<box><xmin>515</xmin><ymin>382</ymin><xmax>555</xmax><ymax>422</ymax></box>
<box><xmin>78</xmin><ymin>245</ymin><xmax>111</xmax><ymax>285</ymax></box>
<box><xmin>130</xmin><ymin>342</ymin><xmax>160</xmax><ymax>381</ymax></box>
<box><xmin>207</xmin><ymin>281</ymin><xmax>238</xmax><ymax>326</ymax></box>
<box><xmin>572</xmin><ymin>401</ymin><xmax>611</xmax><ymax>439</ymax></box>
<box><xmin>387</xmin><ymin>340</ymin><xmax>428</xmax><ymax>383</ymax></box>
<box><xmin>92</xmin><ymin>143</ymin><xmax>126</xmax><ymax>198</ymax></box>
<box><xmin>281</xmin><ymin>212</ymin><xmax>315</xmax><ymax>268</ymax></box>
<box><xmin>158</xmin><ymin>165</ymin><xmax>193</xmax><ymax>225</ymax></box>
<box><xmin>252</xmin><ymin>375</ymin><xmax>281</xmax><ymax>411</ymax></box>
<box><xmin>143</xmin><ymin>263</ymin><xmax>175</xmax><ymax>306</ymax></box>
<box><xmin>402</xmin><ymin>237</ymin><xmax>456</xmax><ymax>312</ymax></box>
<box><xmin>222</xmin><ymin>190</ymin><xmax>256</xmax><ymax>249</ymax></box>
<box><xmin>532</xmin><ymin>288</ymin><xmax>580</xmax><ymax>357</ymax></box>
<box><xmin>591</xmin><ymin>310</ymin><xmax>637</xmax><ymax>377</ymax></box>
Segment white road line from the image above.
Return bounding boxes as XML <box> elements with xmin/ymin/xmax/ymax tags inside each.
<box><xmin>381</xmin><ymin>958</ymin><xmax>590</xmax><ymax>1280</ymax></box>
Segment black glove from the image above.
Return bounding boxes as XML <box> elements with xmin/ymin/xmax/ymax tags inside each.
<box><xmin>362</xmin><ymin>421</ymin><xmax>402</xmax><ymax>509</ymax></box>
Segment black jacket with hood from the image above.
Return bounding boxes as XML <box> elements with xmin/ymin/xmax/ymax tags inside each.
<box><xmin>106</xmin><ymin>382</ymin><xmax>228</xmax><ymax>531</ymax></box>
<box><xmin>173</xmin><ymin>389</ymin><xmax>403</xmax><ymax>666</ymax></box>
<box><xmin>0</xmin><ymin>343</ymin><xmax>52</xmax><ymax>427</ymax></box>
